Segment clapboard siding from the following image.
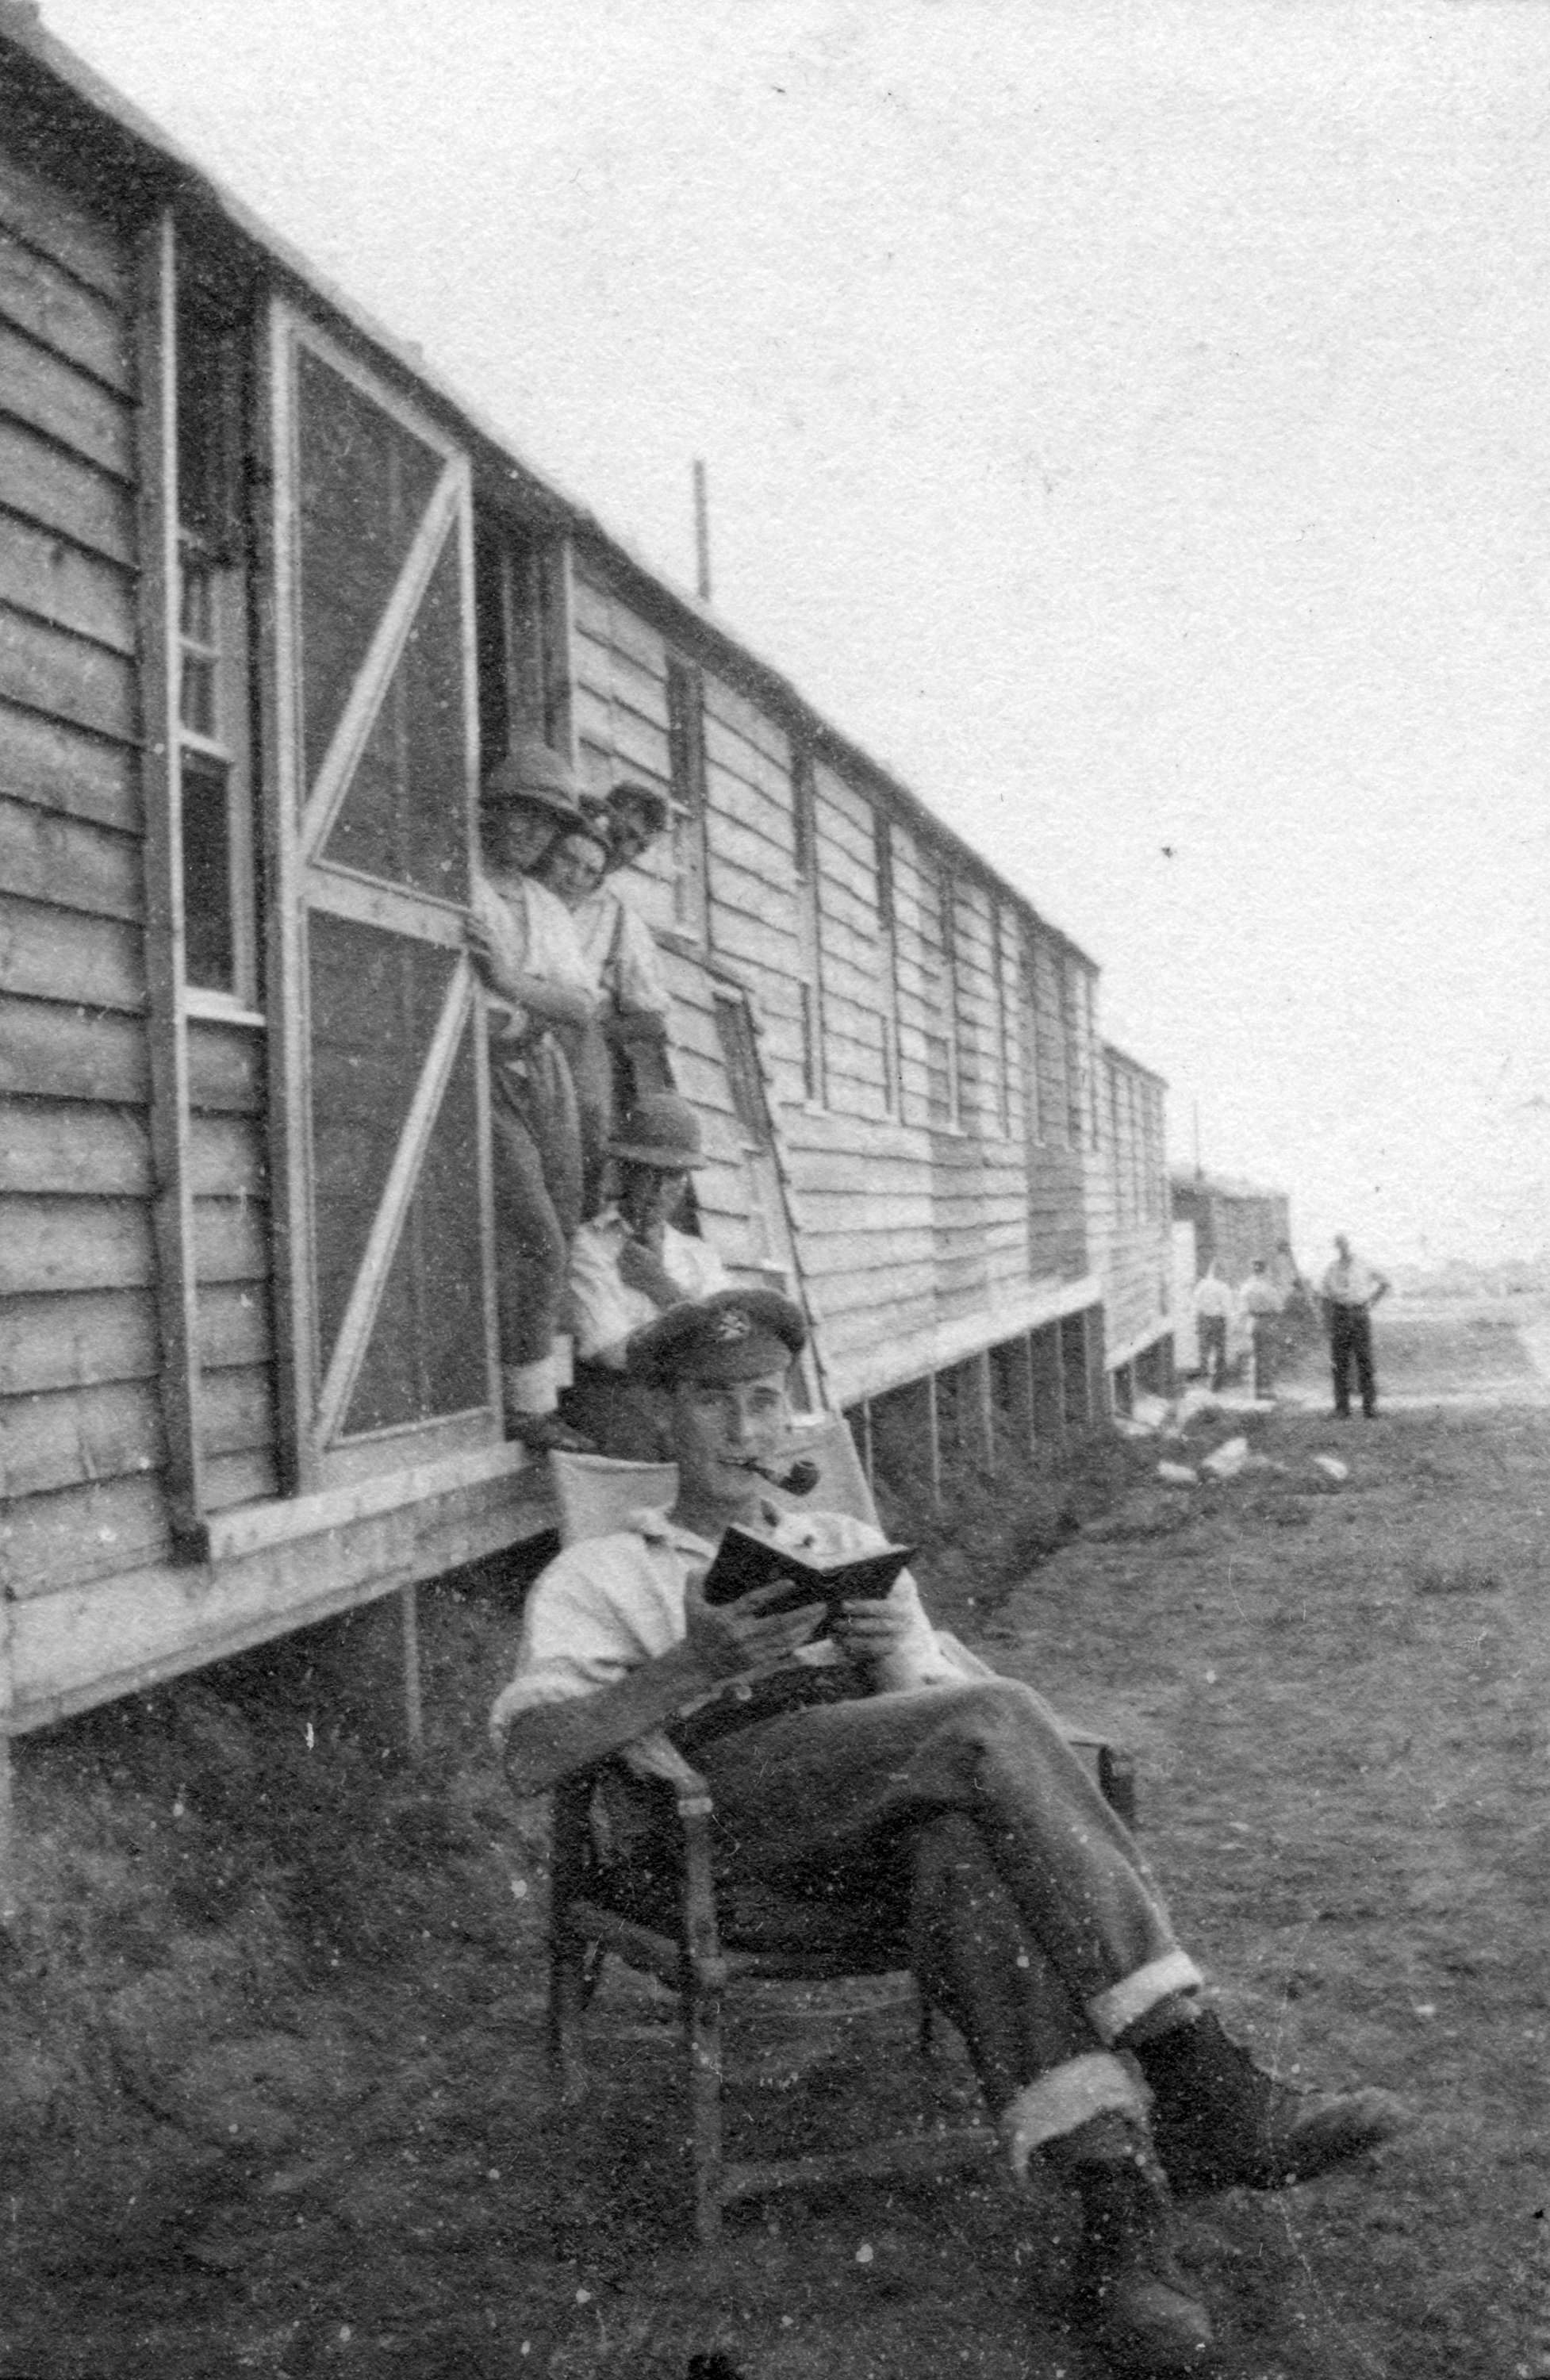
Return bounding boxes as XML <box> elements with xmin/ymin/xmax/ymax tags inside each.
<box><xmin>0</xmin><ymin>889</ymin><xmax>143</xmax><ymax>1008</ymax></box>
<box><xmin>0</xmin><ymin>125</ymin><xmax>285</xmax><ymax>1599</ymax></box>
<box><xmin>0</xmin><ymin>144</ymin><xmax>129</xmax><ymax>304</ymax></box>
<box><xmin>0</xmin><ymin>415</ymin><xmax>136</xmax><ymax>566</ymax></box>
<box><xmin>0</xmin><ymin>509</ymin><xmax>138</xmax><ymax>655</ymax></box>
<box><xmin>0</xmin><ymin>1097</ymin><xmax>148</xmax><ymax>1196</ymax></box>
<box><xmin>0</xmin><ymin>1192</ymin><xmax>266</xmax><ymax>1297</ymax></box>
<box><xmin>0</xmin><ymin>789</ymin><xmax>141</xmax><ymax>918</ymax></box>
<box><xmin>2</xmin><ymin>1452</ymin><xmax>281</xmax><ymax>1602</ymax></box>
<box><xmin>0</xmin><ymin>695</ymin><xmax>139</xmax><ymax>830</ymax></box>
<box><xmin>0</xmin><ymin>992</ymin><xmax>147</xmax><ymax>1100</ymax></box>
<box><xmin>0</xmin><ymin>1283</ymin><xmax>269</xmax><ymax>1398</ymax></box>
<box><xmin>0</xmin><ymin>596</ymin><xmax>139</xmax><ymax>741</ymax></box>
<box><xmin>0</xmin><ymin>223</ymin><xmax>133</xmax><ymax>393</ymax></box>
<box><xmin>0</xmin><ymin>317</ymin><xmax>135</xmax><ymax>479</ymax></box>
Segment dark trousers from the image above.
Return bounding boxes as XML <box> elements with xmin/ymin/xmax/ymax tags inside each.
<box><xmin>1329</xmin><ymin>1303</ymin><xmax>1376</xmax><ymax>1416</ymax></box>
<box><xmin>1249</xmin><ymin>1316</ymin><xmax>1276</xmax><ymax>1396</ymax></box>
<box><xmin>696</xmin><ymin>1679</ymin><xmax>1194</xmax><ymax>2124</ymax></box>
<box><xmin>1197</xmin><ymin>1314</ymin><xmax>1227</xmax><ymax>1390</ymax></box>
<box><xmin>490</xmin><ymin>1037</ymin><xmax>581</xmax><ymax>1373</ymax></box>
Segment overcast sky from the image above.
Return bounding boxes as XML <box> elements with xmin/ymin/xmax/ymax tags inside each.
<box><xmin>48</xmin><ymin>0</ymin><xmax>1550</xmax><ymax>1268</ymax></box>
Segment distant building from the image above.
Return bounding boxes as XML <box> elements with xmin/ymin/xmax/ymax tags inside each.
<box><xmin>1171</xmin><ymin>1171</ymin><xmax>1292</xmax><ymax>1288</ymax></box>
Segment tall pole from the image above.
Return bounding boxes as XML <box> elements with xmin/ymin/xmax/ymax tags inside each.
<box><xmin>693</xmin><ymin>458</ymin><xmax>711</xmax><ymax>604</ymax></box>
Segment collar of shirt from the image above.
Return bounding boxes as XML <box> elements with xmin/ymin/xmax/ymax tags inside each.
<box><xmin>631</xmin><ymin>1501</ymin><xmax>789</xmax><ymax>1552</ymax></box>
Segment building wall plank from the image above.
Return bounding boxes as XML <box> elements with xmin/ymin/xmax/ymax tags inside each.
<box><xmin>0</xmin><ymin>1097</ymin><xmax>148</xmax><ymax>1195</ymax></box>
<box><xmin>0</xmin><ymin>790</ymin><xmax>141</xmax><ymax>919</ymax></box>
<box><xmin>0</xmin><ymin>222</ymin><xmax>133</xmax><ymax>393</ymax></box>
<box><xmin>0</xmin><ymin>695</ymin><xmax>139</xmax><ymax>831</ymax></box>
<box><xmin>0</xmin><ymin>1283</ymin><xmax>270</xmax><ymax>1398</ymax></box>
<box><xmin>0</xmin><ymin>597</ymin><xmax>138</xmax><ymax>743</ymax></box>
<box><xmin>0</xmin><ymin>993</ymin><xmax>148</xmax><ymax>1100</ymax></box>
<box><xmin>0</xmin><ymin>144</ymin><xmax>129</xmax><ymax>303</ymax></box>
<box><xmin>0</xmin><ymin>413</ymin><xmax>136</xmax><ymax>565</ymax></box>
<box><xmin>0</xmin><ymin>320</ymin><xmax>134</xmax><ymax>479</ymax></box>
<box><xmin>0</xmin><ymin>508</ymin><xmax>137</xmax><ymax>656</ymax></box>
<box><xmin>0</xmin><ymin>889</ymin><xmax>143</xmax><ymax>1009</ymax></box>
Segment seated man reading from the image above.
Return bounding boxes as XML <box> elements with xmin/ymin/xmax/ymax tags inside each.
<box><xmin>492</xmin><ymin>1289</ymin><xmax>1406</xmax><ymax>2374</ymax></box>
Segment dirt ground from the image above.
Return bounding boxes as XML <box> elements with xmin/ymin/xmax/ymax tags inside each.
<box><xmin>2</xmin><ymin>1293</ymin><xmax>1549</xmax><ymax>2379</ymax></box>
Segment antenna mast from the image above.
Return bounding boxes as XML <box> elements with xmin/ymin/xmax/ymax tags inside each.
<box><xmin>693</xmin><ymin>459</ymin><xmax>712</xmax><ymax>604</ymax></box>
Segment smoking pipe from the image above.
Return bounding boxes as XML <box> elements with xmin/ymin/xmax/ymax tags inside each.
<box><xmin>738</xmin><ymin>1455</ymin><xmax>821</xmax><ymax>1496</ymax></box>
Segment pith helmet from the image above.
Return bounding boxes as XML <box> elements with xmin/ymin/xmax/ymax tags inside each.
<box><xmin>481</xmin><ymin>732</ymin><xmax>584</xmax><ymax>824</ymax></box>
<box><xmin>608</xmin><ymin>1092</ymin><xmax>708</xmax><ymax>1170</ymax></box>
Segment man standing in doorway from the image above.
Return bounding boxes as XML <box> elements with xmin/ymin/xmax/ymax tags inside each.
<box><xmin>1320</xmin><ymin>1234</ymin><xmax>1391</xmax><ymax>1418</ymax></box>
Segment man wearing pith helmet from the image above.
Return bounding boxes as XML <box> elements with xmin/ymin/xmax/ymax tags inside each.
<box><xmin>493</xmin><ymin>1293</ymin><xmax>1407</xmax><ymax>2372</ymax></box>
<box><xmin>562</xmin><ymin>1092</ymin><xmax>731</xmax><ymax>1457</ymax></box>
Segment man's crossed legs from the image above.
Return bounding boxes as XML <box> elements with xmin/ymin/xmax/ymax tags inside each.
<box><xmin>701</xmin><ymin>1679</ymin><xmax>1407</xmax><ymax>2372</ymax></box>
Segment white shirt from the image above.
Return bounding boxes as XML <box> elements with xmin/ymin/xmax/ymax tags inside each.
<box><xmin>572</xmin><ymin>884</ymin><xmax>671</xmax><ymax>1020</ymax></box>
<box><xmin>1321</xmin><ymin>1255</ymin><xmax>1388</xmax><ymax>1308</ymax></box>
<box><xmin>1237</xmin><ymin>1274</ymin><xmax>1283</xmax><ymax>1319</ymax></box>
<box><xmin>472</xmin><ymin>869</ymin><xmax>597</xmax><ymax>1044</ymax></box>
<box><xmin>1191</xmin><ymin>1273</ymin><xmax>1233</xmax><ymax>1319</ymax></box>
<box><xmin>568</xmin><ymin>1207</ymin><xmax>731</xmax><ymax>1365</ymax></box>
<box><xmin>489</xmin><ymin>1504</ymin><xmax>959</xmax><ymax>1741</ymax></box>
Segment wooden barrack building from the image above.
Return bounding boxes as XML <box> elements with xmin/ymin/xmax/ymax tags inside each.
<box><xmin>0</xmin><ymin>10</ymin><xmax>1175</xmax><ymax>1799</ymax></box>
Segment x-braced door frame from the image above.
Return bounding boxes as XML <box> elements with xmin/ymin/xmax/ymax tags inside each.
<box><xmin>262</xmin><ymin>303</ymin><xmax>499</xmax><ymax>1494</ymax></box>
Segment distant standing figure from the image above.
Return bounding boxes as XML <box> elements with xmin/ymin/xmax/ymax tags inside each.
<box><xmin>1320</xmin><ymin>1235</ymin><xmax>1391</xmax><ymax>1418</ymax></box>
<box><xmin>1237</xmin><ymin>1259</ymin><xmax>1284</xmax><ymax>1398</ymax></box>
<box><xmin>562</xmin><ymin>1092</ymin><xmax>730</xmax><ymax>1457</ymax></box>
<box><xmin>1191</xmin><ymin>1263</ymin><xmax>1233</xmax><ymax>1392</ymax></box>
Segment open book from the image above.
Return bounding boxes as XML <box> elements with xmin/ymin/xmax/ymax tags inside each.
<box><xmin>700</xmin><ymin>1524</ymin><xmax>915</xmax><ymax>1617</ymax></box>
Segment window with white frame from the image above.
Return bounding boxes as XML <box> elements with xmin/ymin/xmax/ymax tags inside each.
<box><xmin>175</xmin><ymin>271</ymin><xmax>257</xmax><ymax>1009</ymax></box>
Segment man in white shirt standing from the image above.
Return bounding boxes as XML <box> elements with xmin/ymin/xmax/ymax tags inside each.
<box><xmin>1320</xmin><ymin>1234</ymin><xmax>1391</xmax><ymax>1418</ymax></box>
<box><xmin>1237</xmin><ymin>1258</ymin><xmax>1284</xmax><ymax>1399</ymax></box>
<box><xmin>562</xmin><ymin>1092</ymin><xmax>730</xmax><ymax>1457</ymax></box>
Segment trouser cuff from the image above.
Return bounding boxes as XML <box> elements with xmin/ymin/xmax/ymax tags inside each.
<box><xmin>1088</xmin><ymin>1951</ymin><xmax>1203</xmax><ymax>2047</ymax></box>
<box><xmin>999</xmin><ymin>2053</ymin><xmax>1149</xmax><ymax>2180</ymax></box>
<box><xmin>502</xmin><ymin>1358</ymin><xmax>556</xmax><ymax>1417</ymax></box>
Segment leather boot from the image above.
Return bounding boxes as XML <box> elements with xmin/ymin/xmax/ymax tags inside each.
<box><xmin>1050</xmin><ymin>2111</ymin><xmax>1215</xmax><ymax>2373</ymax></box>
<box><xmin>1132</xmin><ymin>2006</ymin><xmax>1410</xmax><ymax>2197</ymax></box>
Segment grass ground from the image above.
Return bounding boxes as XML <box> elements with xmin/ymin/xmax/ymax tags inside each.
<box><xmin>2</xmin><ymin>1296</ymin><xmax>1548</xmax><ymax>2378</ymax></box>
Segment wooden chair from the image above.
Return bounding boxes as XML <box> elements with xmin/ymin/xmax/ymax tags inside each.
<box><xmin>544</xmin><ymin>1417</ymin><xmax>1137</xmax><ymax>2244</ymax></box>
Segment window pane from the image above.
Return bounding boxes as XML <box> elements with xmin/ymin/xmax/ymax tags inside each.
<box><xmin>179</xmin><ymin>559</ymin><xmax>216</xmax><ymax>645</ymax></box>
<box><xmin>296</xmin><ymin>345</ymin><xmax>444</xmax><ymax>795</ymax></box>
<box><xmin>308</xmin><ymin>914</ymin><xmax>459</xmax><ymax>1378</ymax></box>
<box><xmin>182</xmin><ymin>758</ymin><xmax>235</xmax><ymax>992</ymax></box>
<box><xmin>343</xmin><ymin>1027</ymin><xmax>487</xmax><ymax>1434</ymax></box>
<box><xmin>180</xmin><ymin>651</ymin><xmax>217</xmax><ymax>739</ymax></box>
<box><xmin>320</xmin><ymin>538</ymin><xmax>469</xmax><ymax>902</ymax></box>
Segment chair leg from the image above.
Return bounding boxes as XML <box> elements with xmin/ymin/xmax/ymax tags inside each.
<box><xmin>684</xmin><ymin>1959</ymin><xmax>725</xmax><ymax>2245</ymax></box>
<box><xmin>549</xmin><ymin>1919</ymin><xmax>593</xmax><ymax>2105</ymax></box>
